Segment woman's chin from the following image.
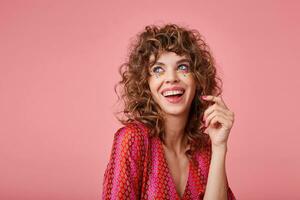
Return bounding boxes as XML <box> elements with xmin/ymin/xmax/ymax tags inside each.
<box><xmin>161</xmin><ymin>107</ymin><xmax>189</xmax><ymax>117</ymax></box>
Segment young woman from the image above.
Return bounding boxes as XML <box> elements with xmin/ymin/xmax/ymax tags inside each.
<box><xmin>102</xmin><ymin>23</ymin><xmax>236</xmax><ymax>200</ymax></box>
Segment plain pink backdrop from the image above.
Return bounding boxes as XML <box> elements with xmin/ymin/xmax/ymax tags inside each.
<box><xmin>1</xmin><ymin>0</ymin><xmax>299</xmax><ymax>199</ymax></box>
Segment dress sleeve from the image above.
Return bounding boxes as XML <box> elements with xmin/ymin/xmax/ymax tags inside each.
<box><xmin>102</xmin><ymin>124</ymin><xmax>148</xmax><ymax>200</ymax></box>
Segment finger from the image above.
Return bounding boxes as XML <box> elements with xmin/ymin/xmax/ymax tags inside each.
<box><xmin>204</xmin><ymin>110</ymin><xmax>230</xmax><ymax>127</ymax></box>
<box><xmin>202</xmin><ymin>95</ymin><xmax>228</xmax><ymax>109</ymax></box>
<box><xmin>209</xmin><ymin>115</ymin><xmax>233</xmax><ymax>130</ymax></box>
<box><xmin>203</xmin><ymin>103</ymin><xmax>232</xmax><ymax>122</ymax></box>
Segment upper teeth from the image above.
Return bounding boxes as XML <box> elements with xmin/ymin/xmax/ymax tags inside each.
<box><xmin>162</xmin><ymin>90</ymin><xmax>184</xmax><ymax>97</ymax></box>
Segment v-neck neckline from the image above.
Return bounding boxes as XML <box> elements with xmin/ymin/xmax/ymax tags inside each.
<box><xmin>158</xmin><ymin>138</ymin><xmax>191</xmax><ymax>199</ymax></box>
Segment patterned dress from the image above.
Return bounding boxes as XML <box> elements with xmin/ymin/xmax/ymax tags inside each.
<box><xmin>102</xmin><ymin>121</ymin><xmax>236</xmax><ymax>199</ymax></box>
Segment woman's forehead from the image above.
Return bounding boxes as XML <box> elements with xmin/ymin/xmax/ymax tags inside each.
<box><xmin>149</xmin><ymin>51</ymin><xmax>189</xmax><ymax>63</ymax></box>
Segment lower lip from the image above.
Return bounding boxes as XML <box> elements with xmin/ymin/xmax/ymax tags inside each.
<box><xmin>164</xmin><ymin>94</ymin><xmax>184</xmax><ymax>104</ymax></box>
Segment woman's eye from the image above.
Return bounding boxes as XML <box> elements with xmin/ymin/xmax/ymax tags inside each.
<box><xmin>152</xmin><ymin>66</ymin><xmax>164</xmax><ymax>74</ymax></box>
<box><xmin>178</xmin><ymin>64</ymin><xmax>189</xmax><ymax>72</ymax></box>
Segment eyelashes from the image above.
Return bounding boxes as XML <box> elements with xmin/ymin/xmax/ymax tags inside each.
<box><xmin>178</xmin><ymin>64</ymin><xmax>189</xmax><ymax>72</ymax></box>
<box><xmin>152</xmin><ymin>66</ymin><xmax>163</xmax><ymax>74</ymax></box>
<box><xmin>151</xmin><ymin>64</ymin><xmax>190</xmax><ymax>74</ymax></box>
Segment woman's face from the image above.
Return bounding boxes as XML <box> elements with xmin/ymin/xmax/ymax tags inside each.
<box><xmin>148</xmin><ymin>51</ymin><xmax>196</xmax><ymax>118</ymax></box>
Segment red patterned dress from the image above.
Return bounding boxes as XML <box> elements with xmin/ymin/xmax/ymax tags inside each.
<box><xmin>102</xmin><ymin>121</ymin><xmax>236</xmax><ymax>199</ymax></box>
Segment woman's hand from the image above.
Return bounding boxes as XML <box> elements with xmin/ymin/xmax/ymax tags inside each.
<box><xmin>201</xmin><ymin>95</ymin><xmax>235</xmax><ymax>150</ymax></box>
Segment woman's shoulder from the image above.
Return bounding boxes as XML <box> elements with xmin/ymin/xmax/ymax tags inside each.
<box><xmin>114</xmin><ymin>120</ymin><xmax>151</xmax><ymax>144</ymax></box>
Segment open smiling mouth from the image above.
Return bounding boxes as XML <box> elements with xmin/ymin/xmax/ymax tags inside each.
<box><xmin>161</xmin><ymin>90</ymin><xmax>185</xmax><ymax>104</ymax></box>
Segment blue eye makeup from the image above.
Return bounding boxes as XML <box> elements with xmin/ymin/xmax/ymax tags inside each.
<box><xmin>150</xmin><ymin>63</ymin><xmax>190</xmax><ymax>76</ymax></box>
<box><xmin>178</xmin><ymin>64</ymin><xmax>190</xmax><ymax>72</ymax></box>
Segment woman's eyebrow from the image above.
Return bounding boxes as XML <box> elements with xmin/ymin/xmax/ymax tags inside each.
<box><xmin>176</xmin><ymin>58</ymin><xmax>190</xmax><ymax>64</ymax></box>
<box><xmin>154</xmin><ymin>58</ymin><xmax>190</xmax><ymax>66</ymax></box>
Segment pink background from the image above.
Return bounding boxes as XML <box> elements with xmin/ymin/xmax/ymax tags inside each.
<box><xmin>1</xmin><ymin>0</ymin><xmax>299</xmax><ymax>199</ymax></box>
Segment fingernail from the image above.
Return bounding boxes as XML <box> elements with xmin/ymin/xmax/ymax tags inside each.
<box><xmin>201</xmin><ymin>95</ymin><xmax>207</xmax><ymax>99</ymax></box>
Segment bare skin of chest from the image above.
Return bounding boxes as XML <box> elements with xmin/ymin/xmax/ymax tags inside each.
<box><xmin>163</xmin><ymin>149</ymin><xmax>189</xmax><ymax>198</ymax></box>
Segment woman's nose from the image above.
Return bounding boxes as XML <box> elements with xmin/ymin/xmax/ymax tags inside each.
<box><xmin>165</xmin><ymin>70</ymin><xmax>179</xmax><ymax>83</ymax></box>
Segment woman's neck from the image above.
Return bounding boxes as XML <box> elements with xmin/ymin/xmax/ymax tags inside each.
<box><xmin>163</xmin><ymin>113</ymin><xmax>189</xmax><ymax>155</ymax></box>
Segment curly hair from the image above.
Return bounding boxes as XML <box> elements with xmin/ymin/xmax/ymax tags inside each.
<box><xmin>114</xmin><ymin>23</ymin><xmax>223</xmax><ymax>154</ymax></box>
